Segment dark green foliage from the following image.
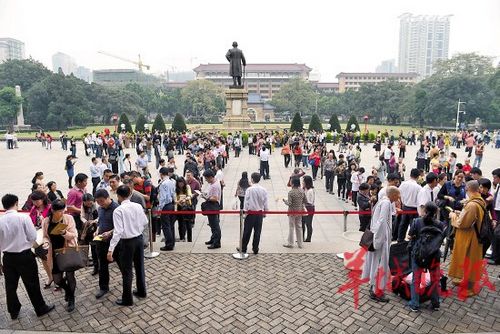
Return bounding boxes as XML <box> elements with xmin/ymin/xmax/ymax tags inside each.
<box><xmin>308</xmin><ymin>113</ymin><xmax>323</xmax><ymax>132</ymax></box>
<box><xmin>290</xmin><ymin>112</ymin><xmax>304</xmax><ymax>132</ymax></box>
<box><xmin>171</xmin><ymin>113</ymin><xmax>187</xmax><ymax>132</ymax></box>
<box><xmin>135</xmin><ymin>114</ymin><xmax>148</xmax><ymax>133</ymax></box>
<box><xmin>345</xmin><ymin>115</ymin><xmax>360</xmax><ymax>132</ymax></box>
<box><xmin>241</xmin><ymin>133</ymin><xmax>249</xmax><ymax>147</ymax></box>
<box><xmin>152</xmin><ymin>113</ymin><xmax>167</xmax><ymax>133</ymax></box>
<box><xmin>118</xmin><ymin>113</ymin><xmax>133</xmax><ymax>133</ymax></box>
<box><xmin>328</xmin><ymin>113</ymin><xmax>342</xmax><ymax>132</ymax></box>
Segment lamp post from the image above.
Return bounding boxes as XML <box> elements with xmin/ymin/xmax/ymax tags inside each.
<box><xmin>455</xmin><ymin>99</ymin><xmax>466</xmax><ymax>133</ymax></box>
<box><xmin>112</xmin><ymin>113</ymin><xmax>118</xmax><ymax>133</ymax></box>
<box><xmin>363</xmin><ymin>115</ymin><xmax>369</xmax><ymax>133</ymax></box>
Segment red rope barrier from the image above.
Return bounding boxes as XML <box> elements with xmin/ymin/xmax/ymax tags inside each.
<box><xmin>150</xmin><ymin>210</ymin><xmax>419</xmax><ymax>216</ymax></box>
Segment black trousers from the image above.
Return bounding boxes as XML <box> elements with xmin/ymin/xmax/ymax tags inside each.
<box><xmin>7</xmin><ymin>139</ymin><xmax>14</xmax><ymax>149</ymax></box>
<box><xmin>96</xmin><ymin>240</ymin><xmax>111</xmax><ymax>290</ymax></box>
<box><xmin>207</xmin><ymin>214</ymin><xmax>221</xmax><ymax>246</ymax></box>
<box><xmin>178</xmin><ymin>215</ymin><xmax>193</xmax><ymax>242</ymax></box>
<box><xmin>260</xmin><ymin>161</ymin><xmax>269</xmax><ymax>179</ymax></box>
<box><xmin>241</xmin><ymin>214</ymin><xmax>263</xmax><ymax>253</ymax></box>
<box><xmin>3</xmin><ymin>250</ymin><xmax>47</xmax><ymax>315</ymax></box>
<box><xmin>91</xmin><ymin>177</ymin><xmax>100</xmax><ymax>196</ymax></box>
<box><xmin>160</xmin><ymin>203</ymin><xmax>175</xmax><ymax>249</ymax></box>
<box><xmin>302</xmin><ymin>208</ymin><xmax>315</xmax><ymax>242</ymax></box>
<box><xmin>283</xmin><ymin>154</ymin><xmax>291</xmax><ymax>168</ymax></box>
<box><xmin>398</xmin><ymin>206</ymin><xmax>418</xmax><ymax>242</ymax></box>
<box><xmin>119</xmin><ymin>235</ymin><xmax>146</xmax><ymax>304</ymax></box>
<box><xmin>325</xmin><ymin>170</ymin><xmax>334</xmax><ymax>192</ymax></box>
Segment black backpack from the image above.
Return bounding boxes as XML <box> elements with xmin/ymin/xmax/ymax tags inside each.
<box><xmin>150</xmin><ymin>183</ymin><xmax>159</xmax><ymax>208</ymax></box>
<box><xmin>411</xmin><ymin>223</ymin><xmax>444</xmax><ymax>269</ymax></box>
<box><xmin>470</xmin><ymin>199</ymin><xmax>493</xmax><ymax>244</ymax></box>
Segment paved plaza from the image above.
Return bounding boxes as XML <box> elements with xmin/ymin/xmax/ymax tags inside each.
<box><xmin>0</xmin><ymin>139</ymin><xmax>499</xmax><ymax>333</ymax></box>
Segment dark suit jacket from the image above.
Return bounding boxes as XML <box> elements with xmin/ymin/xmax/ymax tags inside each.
<box><xmin>226</xmin><ymin>48</ymin><xmax>246</xmax><ymax>77</ymax></box>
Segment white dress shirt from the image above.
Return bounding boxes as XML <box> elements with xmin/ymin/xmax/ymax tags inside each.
<box><xmin>109</xmin><ymin>200</ymin><xmax>148</xmax><ymax>252</ymax></box>
<box><xmin>417</xmin><ymin>185</ymin><xmax>436</xmax><ymax>216</ymax></box>
<box><xmin>243</xmin><ymin>184</ymin><xmax>269</xmax><ymax>212</ymax></box>
<box><xmin>90</xmin><ymin>164</ymin><xmax>101</xmax><ymax>178</ymax></box>
<box><xmin>260</xmin><ymin>149</ymin><xmax>270</xmax><ymax>162</ymax></box>
<box><xmin>494</xmin><ymin>184</ymin><xmax>500</xmax><ymax>212</ymax></box>
<box><xmin>0</xmin><ymin>210</ymin><xmax>37</xmax><ymax>254</ymax></box>
<box><xmin>399</xmin><ymin>178</ymin><xmax>421</xmax><ymax>208</ymax></box>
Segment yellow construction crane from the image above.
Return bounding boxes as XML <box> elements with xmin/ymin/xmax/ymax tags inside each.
<box><xmin>97</xmin><ymin>51</ymin><xmax>151</xmax><ymax>72</ymax></box>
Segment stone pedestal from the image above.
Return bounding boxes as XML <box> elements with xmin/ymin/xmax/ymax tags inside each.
<box><xmin>13</xmin><ymin>85</ymin><xmax>31</xmax><ymax>131</ymax></box>
<box><xmin>222</xmin><ymin>88</ymin><xmax>252</xmax><ymax>130</ymax></box>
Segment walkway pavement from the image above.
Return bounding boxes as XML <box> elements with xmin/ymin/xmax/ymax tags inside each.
<box><xmin>0</xmin><ymin>254</ymin><xmax>499</xmax><ymax>333</ymax></box>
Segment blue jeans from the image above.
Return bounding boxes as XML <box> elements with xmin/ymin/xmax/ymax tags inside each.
<box><xmin>409</xmin><ymin>259</ymin><xmax>440</xmax><ymax>309</ymax></box>
<box><xmin>473</xmin><ymin>155</ymin><xmax>482</xmax><ymax>168</ymax></box>
<box><xmin>301</xmin><ymin>156</ymin><xmax>309</xmax><ymax>168</ymax></box>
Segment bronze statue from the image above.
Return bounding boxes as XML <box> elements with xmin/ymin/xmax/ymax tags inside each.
<box><xmin>226</xmin><ymin>41</ymin><xmax>246</xmax><ymax>87</ymax></box>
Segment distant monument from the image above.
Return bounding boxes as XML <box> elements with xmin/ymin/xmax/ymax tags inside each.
<box><xmin>14</xmin><ymin>85</ymin><xmax>31</xmax><ymax>131</ymax></box>
<box><xmin>223</xmin><ymin>42</ymin><xmax>251</xmax><ymax>129</ymax></box>
<box><xmin>225</xmin><ymin>41</ymin><xmax>246</xmax><ymax>87</ymax></box>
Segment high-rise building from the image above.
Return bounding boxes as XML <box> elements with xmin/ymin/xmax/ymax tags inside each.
<box><xmin>376</xmin><ymin>59</ymin><xmax>397</xmax><ymax>73</ymax></box>
<box><xmin>0</xmin><ymin>38</ymin><xmax>25</xmax><ymax>62</ymax></box>
<box><xmin>52</xmin><ymin>52</ymin><xmax>77</xmax><ymax>75</ymax></box>
<box><xmin>398</xmin><ymin>13</ymin><xmax>451</xmax><ymax>77</ymax></box>
<box><xmin>75</xmin><ymin>66</ymin><xmax>92</xmax><ymax>83</ymax></box>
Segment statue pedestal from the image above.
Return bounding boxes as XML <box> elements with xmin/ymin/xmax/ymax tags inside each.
<box><xmin>222</xmin><ymin>88</ymin><xmax>252</xmax><ymax>130</ymax></box>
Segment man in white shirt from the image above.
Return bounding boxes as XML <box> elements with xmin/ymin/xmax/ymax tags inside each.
<box><xmin>107</xmin><ymin>185</ymin><xmax>148</xmax><ymax>306</ymax></box>
<box><xmin>259</xmin><ymin>145</ymin><xmax>270</xmax><ymax>180</ymax></box>
<box><xmin>0</xmin><ymin>194</ymin><xmax>55</xmax><ymax>319</ymax></box>
<box><xmin>383</xmin><ymin>145</ymin><xmax>393</xmax><ymax>166</ymax></box>
<box><xmin>396</xmin><ymin>168</ymin><xmax>422</xmax><ymax>242</ymax></box>
<box><xmin>417</xmin><ymin>173</ymin><xmax>438</xmax><ymax>216</ymax></box>
<box><xmin>238</xmin><ymin>173</ymin><xmax>269</xmax><ymax>254</ymax></box>
<box><xmin>90</xmin><ymin>157</ymin><xmax>101</xmax><ymax>195</ymax></box>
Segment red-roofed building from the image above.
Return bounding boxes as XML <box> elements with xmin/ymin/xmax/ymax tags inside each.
<box><xmin>193</xmin><ymin>63</ymin><xmax>312</xmax><ymax>100</ymax></box>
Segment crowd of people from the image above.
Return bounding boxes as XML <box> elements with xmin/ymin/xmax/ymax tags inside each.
<box><xmin>0</xmin><ymin>126</ymin><xmax>499</xmax><ymax>320</ymax></box>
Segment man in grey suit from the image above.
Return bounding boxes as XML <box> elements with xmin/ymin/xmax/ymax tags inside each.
<box><xmin>226</xmin><ymin>41</ymin><xmax>246</xmax><ymax>87</ymax></box>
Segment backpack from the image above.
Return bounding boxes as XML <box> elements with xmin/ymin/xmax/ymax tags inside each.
<box><xmin>411</xmin><ymin>222</ymin><xmax>444</xmax><ymax>269</ymax></box>
<box><xmin>470</xmin><ymin>199</ymin><xmax>493</xmax><ymax>244</ymax></box>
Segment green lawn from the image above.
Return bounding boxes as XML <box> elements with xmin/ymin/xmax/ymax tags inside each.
<box><xmin>13</xmin><ymin>123</ymin><xmax>420</xmax><ymax>139</ymax></box>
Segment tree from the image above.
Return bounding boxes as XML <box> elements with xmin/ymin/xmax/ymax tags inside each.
<box><xmin>171</xmin><ymin>113</ymin><xmax>187</xmax><ymax>132</ymax></box>
<box><xmin>135</xmin><ymin>113</ymin><xmax>148</xmax><ymax>133</ymax></box>
<box><xmin>118</xmin><ymin>113</ymin><xmax>133</xmax><ymax>133</ymax></box>
<box><xmin>152</xmin><ymin>113</ymin><xmax>167</xmax><ymax>133</ymax></box>
<box><xmin>0</xmin><ymin>87</ymin><xmax>22</xmax><ymax>126</ymax></box>
<box><xmin>290</xmin><ymin>112</ymin><xmax>304</xmax><ymax>132</ymax></box>
<box><xmin>308</xmin><ymin>113</ymin><xmax>323</xmax><ymax>132</ymax></box>
<box><xmin>345</xmin><ymin>115</ymin><xmax>360</xmax><ymax>132</ymax></box>
<box><xmin>0</xmin><ymin>58</ymin><xmax>52</xmax><ymax>92</ymax></box>
<box><xmin>181</xmin><ymin>80</ymin><xmax>225</xmax><ymax>120</ymax></box>
<box><xmin>328</xmin><ymin>113</ymin><xmax>342</xmax><ymax>133</ymax></box>
<box><xmin>272</xmin><ymin>78</ymin><xmax>316</xmax><ymax>116</ymax></box>
<box><xmin>434</xmin><ymin>53</ymin><xmax>495</xmax><ymax>77</ymax></box>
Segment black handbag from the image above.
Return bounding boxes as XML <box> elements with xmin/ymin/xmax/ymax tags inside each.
<box><xmin>359</xmin><ymin>229</ymin><xmax>375</xmax><ymax>251</ymax></box>
<box><xmin>54</xmin><ymin>246</ymin><xmax>89</xmax><ymax>272</ymax></box>
<box><xmin>201</xmin><ymin>201</ymin><xmax>220</xmax><ymax>216</ymax></box>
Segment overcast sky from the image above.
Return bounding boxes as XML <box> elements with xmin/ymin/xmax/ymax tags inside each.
<box><xmin>1</xmin><ymin>0</ymin><xmax>499</xmax><ymax>81</ymax></box>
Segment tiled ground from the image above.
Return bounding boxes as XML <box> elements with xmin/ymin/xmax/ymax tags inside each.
<box><xmin>0</xmin><ymin>254</ymin><xmax>499</xmax><ymax>333</ymax></box>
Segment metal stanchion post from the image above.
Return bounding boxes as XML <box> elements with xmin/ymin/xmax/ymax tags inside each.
<box><xmin>343</xmin><ymin>210</ymin><xmax>348</xmax><ymax>233</ymax></box>
<box><xmin>144</xmin><ymin>209</ymin><xmax>160</xmax><ymax>258</ymax></box>
<box><xmin>232</xmin><ymin>209</ymin><xmax>248</xmax><ymax>260</ymax></box>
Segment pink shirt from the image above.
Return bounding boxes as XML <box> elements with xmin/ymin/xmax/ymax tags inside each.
<box><xmin>465</xmin><ymin>136</ymin><xmax>475</xmax><ymax>148</ymax></box>
<box><xmin>67</xmin><ymin>187</ymin><xmax>85</xmax><ymax>214</ymax></box>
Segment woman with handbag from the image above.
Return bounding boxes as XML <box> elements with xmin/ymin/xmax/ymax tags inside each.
<box><xmin>235</xmin><ymin>172</ymin><xmax>250</xmax><ymax>210</ymax></box>
<box><xmin>283</xmin><ymin>177</ymin><xmax>307</xmax><ymax>248</ymax></box>
<box><xmin>29</xmin><ymin>190</ymin><xmax>53</xmax><ymax>289</ymax></box>
<box><xmin>80</xmin><ymin>193</ymin><xmax>99</xmax><ymax>275</ymax></box>
<box><xmin>42</xmin><ymin>199</ymin><xmax>79</xmax><ymax>312</ymax></box>
<box><xmin>175</xmin><ymin>177</ymin><xmax>194</xmax><ymax>242</ymax></box>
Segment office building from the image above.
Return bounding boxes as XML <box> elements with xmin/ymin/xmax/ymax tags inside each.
<box><xmin>193</xmin><ymin>63</ymin><xmax>312</xmax><ymax>100</ymax></box>
<box><xmin>336</xmin><ymin>72</ymin><xmax>418</xmax><ymax>93</ymax></box>
<box><xmin>52</xmin><ymin>52</ymin><xmax>77</xmax><ymax>75</ymax></box>
<box><xmin>398</xmin><ymin>13</ymin><xmax>451</xmax><ymax>77</ymax></box>
<box><xmin>93</xmin><ymin>69</ymin><xmax>163</xmax><ymax>87</ymax></box>
<box><xmin>313</xmin><ymin>82</ymin><xmax>339</xmax><ymax>94</ymax></box>
<box><xmin>376</xmin><ymin>59</ymin><xmax>397</xmax><ymax>73</ymax></box>
<box><xmin>0</xmin><ymin>38</ymin><xmax>25</xmax><ymax>62</ymax></box>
